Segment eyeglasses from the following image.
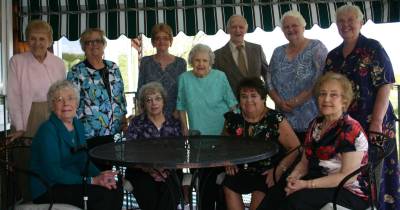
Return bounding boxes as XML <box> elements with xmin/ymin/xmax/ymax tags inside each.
<box><xmin>54</xmin><ymin>96</ymin><xmax>77</xmax><ymax>104</ymax></box>
<box><xmin>154</xmin><ymin>36</ymin><xmax>170</xmax><ymax>42</ymax></box>
<box><xmin>337</xmin><ymin>16</ymin><xmax>361</xmax><ymax>26</ymax></box>
<box><xmin>318</xmin><ymin>92</ymin><xmax>342</xmax><ymax>99</ymax></box>
<box><xmin>145</xmin><ymin>96</ymin><xmax>163</xmax><ymax>104</ymax></box>
<box><xmin>84</xmin><ymin>39</ymin><xmax>104</xmax><ymax>46</ymax></box>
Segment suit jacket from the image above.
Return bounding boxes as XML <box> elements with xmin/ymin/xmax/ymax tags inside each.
<box><xmin>213</xmin><ymin>41</ymin><xmax>268</xmax><ymax>94</ymax></box>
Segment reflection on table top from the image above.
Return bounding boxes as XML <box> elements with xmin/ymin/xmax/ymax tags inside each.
<box><xmin>89</xmin><ymin>135</ymin><xmax>279</xmax><ymax>169</ymax></box>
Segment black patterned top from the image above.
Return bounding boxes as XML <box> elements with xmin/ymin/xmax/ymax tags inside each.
<box><xmin>224</xmin><ymin>109</ymin><xmax>286</xmax><ymax>172</ymax></box>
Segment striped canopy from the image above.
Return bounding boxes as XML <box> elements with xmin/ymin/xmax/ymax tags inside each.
<box><xmin>18</xmin><ymin>0</ymin><xmax>400</xmax><ymax>41</ymax></box>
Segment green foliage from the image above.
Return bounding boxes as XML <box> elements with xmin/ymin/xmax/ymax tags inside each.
<box><xmin>62</xmin><ymin>53</ymin><xmax>85</xmax><ymax>70</ymax></box>
<box><xmin>118</xmin><ymin>54</ymin><xmax>129</xmax><ymax>91</ymax></box>
<box><xmin>61</xmin><ymin>52</ymin><xmax>129</xmax><ymax>91</ymax></box>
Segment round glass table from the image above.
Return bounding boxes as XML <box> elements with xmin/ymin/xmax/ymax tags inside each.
<box><xmin>89</xmin><ymin>135</ymin><xmax>279</xmax><ymax>210</ymax></box>
<box><xmin>89</xmin><ymin>135</ymin><xmax>279</xmax><ymax>169</ymax></box>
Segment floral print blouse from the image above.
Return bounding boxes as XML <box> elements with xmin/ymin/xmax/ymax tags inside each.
<box><xmin>223</xmin><ymin>109</ymin><xmax>286</xmax><ymax>172</ymax></box>
<box><xmin>324</xmin><ymin>34</ymin><xmax>396</xmax><ymax>132</ymax></box>
<box><xmin>67</xmin><ymin>60</ymin><xmax>127</xmax><ymax>139</ymax></box>
<box><xmin>304</xmin><ymin>114</ymin><xmax>369</xmax><ymax>200</ymax></box>
<box><xmin>125</xmin><ymin>113</ymin><xmax>181</xmax><ymax>140</ymax></box>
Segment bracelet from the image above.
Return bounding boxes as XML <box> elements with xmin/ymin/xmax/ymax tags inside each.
<box><xmin>309</xmin><ymin>180</ymin><xmax>316</xmax><ymax>189</ymax></box>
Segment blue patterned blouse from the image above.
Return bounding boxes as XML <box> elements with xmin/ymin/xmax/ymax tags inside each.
<box><xmin>67</xmin><ymin>60</ymin><xmax>127</xmax><ymax>139</ymax></box>
<box><xmin>267</xmin><ymin>39</ymin><xmax>328</xmax><ymax>132</ymax></box>
<box><xmin>125</xmin><ymin>113</ymin><xmax>181</xmax><ymax>140</ymax></box>
<box><xmin>138</xmin><ymin>56</ymin><xmax>187</xmax><ymax>115</ymax></box>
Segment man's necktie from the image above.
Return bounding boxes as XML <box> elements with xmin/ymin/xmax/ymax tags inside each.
<box><xmin>237</xmin><ymin>45</ymin><xmax>247</xmax><ymax>75</ymax></box>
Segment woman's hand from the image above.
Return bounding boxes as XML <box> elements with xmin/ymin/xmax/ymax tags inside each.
<box><xmin>263</xmin><ymin>168</ymin><xmax>277</xmax><ymax>188</ymax></box>
<box><xmin>7</xmin><ymin>130</ymin><xmax>25</xmax><ymax>144</ymax></box>
<box><xmin>277</xmin><ymin>100</ymin><xmax>293</xmax><ymax>113</ymax></box>
<box><xmin>263</xmin><ymin>167</ymin><xmax>284</xmax><ymax>188</ymax></box>
<box><xmin>225</xmin><ymin>165</ymin><xmax>239</xmax><ymax>176</ymax></box>
<box><xmin>286</xmin><ymin>98</ymin><xmax>298</xmax><ymax>109</ymax></box>
<box><xmin>178</xmin><ymin>111</ymin><xmax>189</xmax><ymax>136</ymax></box>
<box><xmin>120</xmin><ymin>116</ymin><xmax>128</xmax><ymax>133</ymax></box>
<box><xmin>285</xmin><ymin>179</ymin><xmax>308</xmax><ymax>196</ymax></box>
<box><xmin>143</xmin><ymin>167</ymin><xmax>169</xmax><ymax>182</ymax></box>
<box><xmin>369</xmin><ymin>120</ymin><xmax>383</xmax><ymax>139</ymax></box>
<box><xmin>92</xmin><ymin>170</ymin><xmax>118</xmax><ymax>190</ymax></box>
<box><xmin>181</xmin><ymin>126</ymin><xmax>189</xmax><ymax>137</ymax></box>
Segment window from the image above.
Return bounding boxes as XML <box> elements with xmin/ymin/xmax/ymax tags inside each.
<box><xmin>55</xmin><ymin>21</ymin><xmax>400</xmax><ymax>116</ymax></box>
<box><xmin>0</xmin><ymin>0</ymin><xmax>12</xmax><ymax>132</ymax></box>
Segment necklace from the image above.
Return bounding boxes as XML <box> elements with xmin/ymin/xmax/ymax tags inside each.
<box><xmin>243</xmin><ymin>107</ymin><xmax>267</xmax><ymax>137</ymax></box>
<box><xmin>320</xmin><ymin>118</ymin><xmax>338</xmax><ymax>134</ymax></box>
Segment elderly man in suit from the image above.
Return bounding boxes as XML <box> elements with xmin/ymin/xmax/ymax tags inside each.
<box><xmin>214</xmin><ymin>15</ymin><xmax>268</xmax><ymax>94</ymax></box>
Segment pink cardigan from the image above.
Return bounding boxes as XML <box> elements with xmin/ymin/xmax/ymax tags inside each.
<box><xmin>7</xmin><ymin>51</ymin><xmax>66</xmax><ymax>131</ymax></box>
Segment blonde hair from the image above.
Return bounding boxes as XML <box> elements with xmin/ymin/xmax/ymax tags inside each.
<box><xmin>314</xmin><ymin>72</ymin><xmax>354</xmax><ymax>111</ymax></box>
<box><xmin>336</xmin><ymin>4</ymin><xmax>364</xmax><ymax>22</ymax></box>
<box><xmin>79</xmin><ymin>28</ymin><xmax>107</xmax><ymax>51</ymax></box>
<box><xmin>25</xmin><ymin>20</ymin><xmax>53</xmax><ymax>43</ymax></box>
<box><xmin>151</xmin><ymin>23</ymin><xmax>174</xmax><ymax>45</ymax></box>
<box><xmin>281</xmin><ymin>10</ymin><xmax>307</xmax><ymax>27</ymax></box>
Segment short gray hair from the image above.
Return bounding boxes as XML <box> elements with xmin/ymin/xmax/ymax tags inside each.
<box><xmin>226</xmin><ymin>15</ymin><xmax>248</xmax><ymax>31</ymax></box>
<box><xmin>188</xmin><ymin>44</ymin><xmax>215</xmax><ymax>67</ymax></box>
<box><xmin>336</xmin><ymin>4</ymin><xmax>364</xmax><ymax>22</ymax></box>
<box><xmin>281</xmin><ymin>10</ymin><xmax>307</xmax><ymax>28</ymax></box>
<box><xmin>138</xmin><ymin>82</ymin><xmax>167</xmax><ymax>110</ymax></box>
<box><xmin>47</xmin><ymin>80</ymin><xmax>80</xmax><ymax>111</ymax></box>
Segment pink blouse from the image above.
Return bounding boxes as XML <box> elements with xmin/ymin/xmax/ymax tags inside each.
<box><xmin>7</xmin><ymin>51</ymin><xmax>66</xmax><ymax>131</ymax></box>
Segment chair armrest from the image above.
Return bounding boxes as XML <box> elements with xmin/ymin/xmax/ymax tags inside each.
<box><xmin>0</xmin><ymin>142</ymin><xmax>54</xmax><ymax>210</ymax></box>
<box><xmin>332</xmin><ymin>131</ymin><xmax>396</xmax><ymax>210</ymax></box>
<box><xmin>272</xmin><ymin>145</ymin><xmax>302</xmax><ymax>184</ymax></box>
<box><xmin>332</xmin><ymin>165</ymin><xmax>369</xmax><ymax>210</ymax></box>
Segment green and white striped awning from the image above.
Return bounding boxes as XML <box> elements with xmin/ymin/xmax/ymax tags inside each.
<box><xmin>18</xmin><ymin>0</ymin><xmax>400</xmax><ymax>41</ymax></box>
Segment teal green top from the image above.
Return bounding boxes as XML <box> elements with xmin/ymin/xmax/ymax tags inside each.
<box><xmin>176</xmin><ymin>69</ymin><xmax>237</xmax><ymax>135</ymax></box>
<box><xmin>30</xmin><ymin>113</ymin><xmax>100</xmax><ymax>200</ymax></box>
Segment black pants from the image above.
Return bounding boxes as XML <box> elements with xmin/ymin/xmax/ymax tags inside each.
<box><xmin>257</xmin><ymin>175</ymin><xmax>369</xmax><ymax>210</ymax></box>
<box><xmin>33</xmin><ymin>184</ymin><xmax>123</xmax><ymax>210</ymax></box>
<box><xmin>125</xmin><ymin>168</ymin><xmax>180</xmax><ymax>210</ymax></box>
<box><xmin>198</xmin><ymin>168</ymin><xmax>226</xmax><ymax>210</ymax></box>
<box><xmin>87</xmin><ymin>135</ymin><xmax>114</xmax><ymax>171</ymax></box>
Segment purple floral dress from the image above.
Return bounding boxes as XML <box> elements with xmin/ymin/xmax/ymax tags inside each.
<box><xmin>325</xmin><ymin>34</ymin><xmax>399</xmax><ymax>210</ymax></box>
<box><xmin>125</xmin><ymin>113</ymin><xmax>181</xmax><ymax>140</ymax></box>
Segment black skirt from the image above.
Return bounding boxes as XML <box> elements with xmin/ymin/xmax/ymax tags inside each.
<box><xmin>223</xmin><ymin>170</ymin><xmax>268</xmax><ymax>194</ymax></box>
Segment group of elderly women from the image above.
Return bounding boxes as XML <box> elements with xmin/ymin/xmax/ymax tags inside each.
<box><xmin>6</xmin><ymin>3</ymin><xmax>399</xmax><ymax>210</ymax></box>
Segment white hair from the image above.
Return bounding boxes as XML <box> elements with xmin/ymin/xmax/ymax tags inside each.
<box><xmin>188</xmin><ymin>44</ymin><xmax>215</xmax><ymax>66</ymax></box>
<box><xmin>47</xmin><ymin>80</ymin><xmax>80</xmax><ymax>111</ymax></box>
<box><xmin>226</xmin><ymin>15</ymin><xmax>248</xmax><ymax>31</ymax></box>
<box><xmin>281</xmin><ymin>10</ymin><xmax>307</xmax><ymax>27</ymax></box>
<box><xmin>336</xmin><ymin>4</ymin><xmax>364</xmax><ymax>22</ymax></box>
